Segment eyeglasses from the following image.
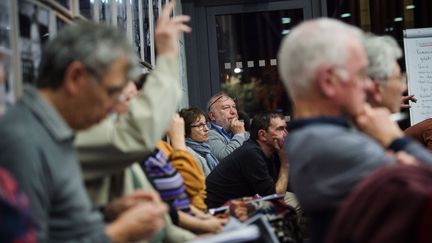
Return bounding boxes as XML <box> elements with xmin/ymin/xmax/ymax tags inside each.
<box><xmin>86</xmin><ymin>68</ymin><xmax>126</xmax><ymax>103</ymax></box>
<box><xmin>387</xmin><ymin>73</ymin><xmax>407</xmax><ymax>85</ymax></box>
<box><xmin>190</xmin><ymin>122</ymin><xmax>208</xmax><ymax>131</ymax></box>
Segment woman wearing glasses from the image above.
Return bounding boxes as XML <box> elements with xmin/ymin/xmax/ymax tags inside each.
<box><xmin>179</xmin><ymin>107</ymin><xmax>219</xmax><ymax>176</ymax></box>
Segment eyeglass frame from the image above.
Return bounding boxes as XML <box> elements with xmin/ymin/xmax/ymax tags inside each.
<box><xmin>85</xmin><ymin>67</ymin><xmax>127</xmax><ymax>103</ymax></box>
<box><xmin>190</xmin><ymin>122</ymin><xmax>209</xmax><ymax>131</ymax></box>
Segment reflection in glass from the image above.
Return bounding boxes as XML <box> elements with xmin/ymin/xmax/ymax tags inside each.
<box><xmin>131</xmin><ymin>0</ymin><xmax>141</xmax><ymax>58</ymax></box>
<box><xmin>18</xmin><ymin>0</ymin><xmax>50</xmax><ymax>85</ymax></box>
<box><xmin>79</xmin><ymin>0</ymin><xmax>94</xmax><ymax>19</ymax></box>
<box><xmin>56</xmin><ymin>16</ymin><xmax>67</xmax><ymax>33</ymax></box>
<box><xmin>99</xmin><ymin>0</ymin><xmax>112</xmax><ymax>24</ymax></box>
<box><xmin>153</xmin><ymin>0</ymin><xmax>159</xmax><ymax>30</ymax></box>
<box><xmin>215</xmin><ymin>9</ymin><xmax>303</xmax><ymax>117</ymax></box>
<box><xmin>55</xmin><ymin>0</ymin><xmax>70</xmax><ymax>9</ymax></box>
<box><xmin>0</xmin><ymin>0</ymin><xmax>11</xmax><ymax>49</ymax></box>
<box><xmin>142</xmin><ymin>0</ymin><xmax>151</xmax><ymax>63</ymax></box>
<box><xmin>116</xmin><ymin>0</ymin><xmax>127</xmax><ymax>33</ymax></box>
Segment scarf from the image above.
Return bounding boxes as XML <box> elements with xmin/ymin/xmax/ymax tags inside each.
<box><xmin>185</xmin><ymin>138</ymin><xmax>219</xmax><ymax>170</ymax></box>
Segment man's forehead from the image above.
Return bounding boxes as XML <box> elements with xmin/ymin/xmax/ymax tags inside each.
<box><xmin>217</xmin><ymin>96</ymin><xmax>235</xmax><ymax>105</ymax></box>
<box><xmin>270</xmin><ymin>117</ymin><xmax>286</xmax><ymax>126</ymax></box>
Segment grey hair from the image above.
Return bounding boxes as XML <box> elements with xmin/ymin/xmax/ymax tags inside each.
<box><xmin>37</xmin><ymin>20</ymin><xmax>140</xmax><ymax>89</ymax></box>
<box><xmin>364</xmin><ymin>33</ymin><xmax>402</xmax><ymax>81</ymax></box>
<box><xmin>277</xmin><ymin>18</ymin><xmax>363</xmax><ymax>98</ymax></box>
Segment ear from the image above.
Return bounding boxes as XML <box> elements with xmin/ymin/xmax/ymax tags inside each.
<box><xmin>257</xmin><ymin>129</ymin><xmax>267</xmax><ymax>142</ymax></box>
<box><xmin>316</xmin><ymin>65</ymin><xmax>338</xmax><ymax>98</ymax></box>
<box><xmin>208</xmin><ymin>111</ymin><xmax>216</xmax><ymax>122</ymax></box>
<box><xmin>369</xmin><ymin>80</ymin><xmax>383</xmax><ymax>104</ymax></box>
<box><xmin>63</xmin><ymin>61</ymin><xmax>87</xmax><ymax>96</ymax></box>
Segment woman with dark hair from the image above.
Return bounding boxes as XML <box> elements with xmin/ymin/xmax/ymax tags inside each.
<box><xmin>179</xmin><ymin>107</ymin><xmax>219</xmax><ymax>176</ymax></box>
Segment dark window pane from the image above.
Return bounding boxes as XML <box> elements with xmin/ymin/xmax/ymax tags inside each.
<box><xmin>216</xmin><ymin>9</ymin><xmax>304</xmax><ymax>117</ymax></box>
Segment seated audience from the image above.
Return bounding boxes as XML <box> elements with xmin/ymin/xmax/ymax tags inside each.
<box><xmin>206</xmin><ymin>112</ymin><xmax>289</xmax><ymax>208</ymax></box>
<box><xmin>278</xmin><ymin>18</ymin><xmax>432</xmax><ymax>243</ymax></box>
<box><xmin>162</xmin><ymin>114</ymin><xmax>207</xmax><ymax>211</ymax></box>
<box><xmin>179</xmin><ymin>107</ymin><xmax>217</xmax><ymax>176</ymax></box>
<box><xmin>140</xmin><ymin>115</ymin><xmax>228</xmax><ymax>234</ymax></box>
<box><xmin>207</xmin><ymin>93</ymin><xmax>249</xmax><ymax>160</ymax></box>
<box><xmin>0</xmin><ymin>20</ymin><xmax>168</xmax><ymax>242</ymax></box>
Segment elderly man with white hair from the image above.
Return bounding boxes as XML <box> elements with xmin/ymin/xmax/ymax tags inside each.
<box><xmin>365</xmin><ymin>34</ymin><xmax>415</xmax><ymax>113</ymax></box>
<box><xmin>278</xmin><ymin>18</ymin><xmax>432</xmax><ymax>243</ymax></box>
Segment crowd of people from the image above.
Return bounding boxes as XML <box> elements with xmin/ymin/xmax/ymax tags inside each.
<box><xmin>0</xmin><ymin>1</ymin><xmax>431</xmax><ymax>243</ymax></box>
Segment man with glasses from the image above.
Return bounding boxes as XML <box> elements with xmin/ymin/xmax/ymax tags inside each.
<box><xmin>365</xmin><ymin>34</ymin><xmax>413</xmax><ymax>113</ymax></box>
<box><xmin>278</xmin><ymin>18</ymin><xmax>432</xmax><ymax>243</ymax></box>
<box><xmin>0</xmin><ymin>21</ymin><xmax>170</xmax><ymax>242</ymax></box>
<box><xmin>207</xmin><ymin>93</ymin><xmax>249</xmax><ymax>160</ymax></box>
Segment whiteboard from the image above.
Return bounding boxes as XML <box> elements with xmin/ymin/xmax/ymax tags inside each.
<box><xmin>404</xmin><ymin>27</ymin><xmax>432</xmax><ymax>125</ymax></box>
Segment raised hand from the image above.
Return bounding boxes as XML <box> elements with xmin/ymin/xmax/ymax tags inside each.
<box><xmin>155</xmin><ymin>1</ymin><xmax>192</xmax><ymax>58</ymax></box>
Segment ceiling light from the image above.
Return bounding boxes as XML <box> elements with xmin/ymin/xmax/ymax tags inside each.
<box><xmin>406</xmin><ymin>5</ymin><xmax>415</xmax><ymax>10</ymax></box>
<box><xmin>394</xmin><ymin>17</ymin><xmax>403</xmax><ymax>22</ymax></box>
<box><xmin>340</xmin><ymin>13</ymin><xmax>351</xmax><ymax>18</ymax></box>
<box><xmin>281</xmin><ymin>17</ymin><xmax>291</xmax><ymax>24</ymax></box>
<box><xmin>281</xmin><ymin>29</ymin><xmax>290</xmax><ymax>35</ymax></box>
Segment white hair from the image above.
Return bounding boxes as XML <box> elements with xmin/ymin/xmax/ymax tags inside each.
<box><xmin>364</xmin><ymin>34</ymin><xmax>402</xmax><ymax>81</ymax></box>
<box><xmin>277</xmin><ymin>18</ymin><xmax>363</xmax><ymax>98</ymax></box>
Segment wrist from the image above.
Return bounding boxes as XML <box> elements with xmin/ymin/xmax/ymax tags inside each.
<box><xmin>106</xmin><ymin>221</ymin><xmax>128</xmax><ymax>243</ymax></box>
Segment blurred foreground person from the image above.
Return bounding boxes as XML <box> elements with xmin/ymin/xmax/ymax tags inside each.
<box><xmin>0</xmin><ymin>21</ymin><xmax>168</xmax><ymax>242</ymax></box>
<box><xmin>278</xmin><ymin>18</ymin><xmax>432</xmax><ymax>243</ymax></box>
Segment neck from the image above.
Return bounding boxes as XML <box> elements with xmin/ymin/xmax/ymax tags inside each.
<box><xmin>293</xmin><ymin>98</ymin><xmax>343</xmax><ymax>120</ymax></box>
<box><xmin>256</xmin><ymin>140</ymin><xmax>274</xmax><ymax>158</ymax></box>
<box><xmin>38</xmin><ymin>88</ymin><xmax>73</xmax><ymax>128</ymax></box>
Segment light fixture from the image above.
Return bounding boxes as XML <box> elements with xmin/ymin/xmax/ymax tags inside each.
<box><xmin>394</xmin><ymin>17</ymin><xmax>403</xmax><ymax>22</ymax></box>
<box><xmin>234</xmin><ymin>68</ymin><xmax>242</xmax><ymax>74</ymax></box>
<box><xmin>406</xmin><ymin>5</ymin><xmax>415</xmax><ymax>10</ymax></box>
<box><xmin>281</xmin><ymin>17</ymin><xmax>291</xmax><ymax>24</ymax></box>
<box><xmin>281</xmin><ymin>29</ymin><xmax>290</xmax><ymax>35</ymax></box>
<box><xmin>340</xmin><ymin>13</ymin><xmax>351</xmax><ymax>18</ymax></box>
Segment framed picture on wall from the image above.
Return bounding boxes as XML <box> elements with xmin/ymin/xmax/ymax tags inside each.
<box><xmin>116</xmin><ymin>0</ymin><xmax>127</xmax><ymax>33</ymax></box>
<box><xmin>142</xmin><ymin>0</ymin><xmax>151</xmax><ymax>65</ymax></box>
<box><xmin>131</xmin><ymin>0</ymin><xmax>141</xmax><ymax>59</ymax></box>
<box><xmin>0</xmin><ymin>0</ymin><xmax>14</xmax><ymax>115</ymax></box>
<box><xmin>78</xmin><ymin>0</ymin><xmax>95</xmax><ymax>20</ymax></box>
<box><xmin>18</xmin><ymin>0</ymin><xmax>50</xmax><ymax>85</ymax></box>
<box><xmin>53</xmin><ymin>0</ymin><xmax>71</xmax><ymax>10</ymax></box>
<box><xmin>99</xmin><ymin>0</ymin><xmax>112</xmax><ymax>24</ymax></box>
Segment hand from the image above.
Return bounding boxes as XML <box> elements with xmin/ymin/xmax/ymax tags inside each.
<box><xmin>155</xmin><ymin>1</ymin><xmax>191</xmax><ymax>58</ymax></box>
<box><xmin>230</xmin><ymin>118</ymin><xmax>245</xmax><ymax>134</ymax></box>
<box><xmin>395</xmin><ymin>151</ymin><xmax>420</xmax><ymax>166</ymax></box>
<box><xmin>201</xmin><ymin>216</ymin><xmax>228</xmax><ymax>233</ymax></box>
<box><xmin>166</xmin><ymin>113</ymin><xmax>187</xmax><ymax>150</ymax></box>
<box><xmin>356</xmin><ymin>104</ymin><xmax>404</xmax><ymax>147</ymax></box>
<box><xmin>107</xmin><ymin>200</ymin><xmax>168</xmax><ymax>242</ymax></box>
<box><xmin>400</xmin><ymin>94</ymin><xmax>417</xmax><ymax>109</ymax></box>
<box><xmin>104</xmin><ymin>190</ymin><xmax>162</xmax><ymax>221</ymax></box>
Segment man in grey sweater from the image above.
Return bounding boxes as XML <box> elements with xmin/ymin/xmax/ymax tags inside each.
<box><xmin>0</xmin><ymin>3</ymin><xmax>190</xmax><ymax>241</ymax></box>
<box><xmin>278</xmin><ymin>18</ymin><xmax>432</xmax><ymax>243</ymax></box>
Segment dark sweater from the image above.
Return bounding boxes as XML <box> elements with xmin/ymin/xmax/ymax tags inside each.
<box><xmin>205</xmin><ymin>139</ymin><xmax>280</xmax><ymax>208</ymax></box>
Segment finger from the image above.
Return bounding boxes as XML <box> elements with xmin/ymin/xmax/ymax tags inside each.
<box><xmin>171</xmin><ymin>15</ymin><xmax>191</xmax><ymax>24</ymax></box>
<box><xmin>177</xmin><ymin>24</ymin><xmax>192</xmax><ymax>33</ymax></box>
<box><xmin>160</xmin><ymin>1</ymin><xmax>175</xmax><ymax>20</ymax></box>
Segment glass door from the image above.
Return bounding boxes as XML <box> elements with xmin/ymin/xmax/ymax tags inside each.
<box><xmin>207</xmin><ymin>1</ymin><xmax>311</xmax><ymax>117</ymax></box>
